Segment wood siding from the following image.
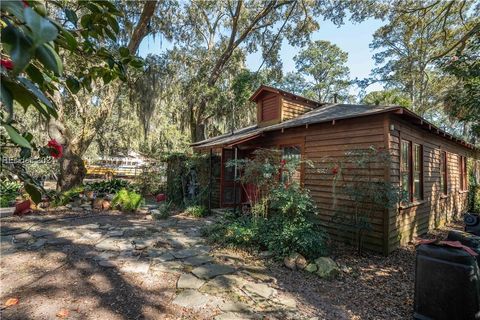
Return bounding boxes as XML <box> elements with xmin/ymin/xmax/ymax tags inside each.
<box><xmin>200</xmin><ymin>111</ymin><xmax>475</xmax><ymax>254</ymax></box>
<box><xmin>281</xmin><ymin>96</ymin><xmax>313</xmax><ymax>121</ymax></box>
<box><xmin>387</xmin><ymin>114</ymin><xmax>471</xmax><ymax>253</ymax></box>
<box><xmin>256</xmin><ymin>92</ymin><xmax>281</xmax><ymax>127</ymax></box>
<box><xmin>261</xmin><ymin>95</ymin><xmax>279</xmax><ymax>121</ymax></box>
<box><xmin>241</xmin><ymin>114</ymin><xmax>389</xmax><ymax>253</ymax></box>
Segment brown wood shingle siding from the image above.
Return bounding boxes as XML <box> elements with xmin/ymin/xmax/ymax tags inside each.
<box><xmin>282</xmin><ymin>97</ymin><xmax>313</xmax><ymax>121</ymax></box>
<box><xmin>197</xmin><ymin>101</ymin><xmax>476</xmax><ymax>254</ymax></box>
<box><xmin>387</xmin><ymin>114</ymin><xmax>470</xmax><ymax>252</ymax></box>
<box><xmin>261</xmin><ymin>96</ymin><xmax>279</xmax><ymax>122</ymax></box>
<box><xmin>241</xmin><ymin>114</ymin><xmax>389</xmax><ymax>253</ymax></box>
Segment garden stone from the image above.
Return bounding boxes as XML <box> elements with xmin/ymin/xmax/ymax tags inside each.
<box><xmin>93</xmin><ymin>251</ymin><xmax>117</xmax><ymax>261</ymax></box>
<box><xmin>243</xmin><ymin>282</ymin><xmax>277</xmax><ymax>299</ymax></box>
<box><xmin>147</xmin><ymin>248</ymin><xmax>165</xmax><ymax>257</ymax></box>
<box><xmin>116</xmin><ymin>240</ymin><xmax>132</xmax><ymax>251</ymax></box>
<box><xmin>154</xmin><ymin>252</ymin><xmax>175</xmax><ymax>262</ymax></box>
<box><xmin>107</xmin><ymin>230</ymin><xmax>124</xmax><ymax>237</ymax></box>
<box><xmin>98</xmin><ymin>260</ymin><xmax>116</xmax><ymax>268</ymax></box>
<box><xmin>151</xmin><ymin>260</ymin><xmax>183</xmax><ymax>273</ymax></box>
<box><xmin>95</xmin><ymin>239</ymin><xmax>119</xmax><ymax>251</ymax></box>
<box><xmin>171</xmin><ymin>248</ymin><xmax>199</xmax><ymax>259</ymax></box>
<box><xmin>183</xmin><ymin>254</ymin><xmax>214</xmax><ymax>266</ymax></box>
<box><xmin>172</xmin><ymin>289</ymin><xmax>209</xmax><ymax>308</ymax></box>
<box><xmin>31</xmin><ymin>230</ymin><xmax>52</xmax><ymax>238</ymax></box>
<box><xmin>120</xmin><ymin>260</ymin><xmax>150</xmax><ymax>274</ymax></box>
<box><xmin>283</xmin><ymin>253</ymin><xmax>298</xmax><ymax>270</ymax></box>
<box><xmin>132</xmin><ymin>240</ymin><xmax>148</xmax><ymax>250</ymax></box>
<box><xmin>295</xmin><ymin>254</ymin><xmax>307</xmax><ymax>270</ymax></box>
<box><xmin>314</xmin><ymin>257</ymin><xmax>340</xmax><ymax>279</ymax></box>
<box><xmin>192</xmin><ymin>263</ymin><xmax>235</xmax><ymax>280</ymax></box>
<box><xmin>30</xmin><ymin>238</ymin><xmax>46</xmax><ymax>249</ymax></box>
<box><xmin>93</xmin><ymin>198</ymin><xmax>103</xmax><ymax>210</ymax></box>
<box><xmin>14</xmin><ymin>233</ymin><xmax>33</xmax><ymax>242</ymax></box>
<box><xmin>47</xmin><ymin>237</ymin><xmax>70</xmax><ymax>245</ymax></box>
<box><xmin>177</xmin><ymin>273</ymin><xmax>205</xmax><ymax>289</ymax></box>
<box><xmin>219</xmin><ymin>301</ymin><xmax>250</xmax><ymax>313</ymax></box>
<box><xmin>275</xmin><ymin>295</ymin><xmax>297</xmax><ymax>309</ymax></box>
<box><xmin>200</xmin><ymin>274</ymin><xmax>246</xmax><ymax>294</ymax></box>
<box><xmin>242</xmin><ymin>270</ymin><xmax>276</xmax><ymax>284</ymax></box>
<box><xmin>81</xmin><ymin>231</ymin><xmax>103</xmax><ymax>240</ymax></box>
<box><xmin>305</xmin><ymin>263</ymin><xmax>318</xmax><ymax>273</ymax></box>
<box><xmin>214</xmin><ymin>312</ymin><xmax>253</xmax><ymax>320</ymax></box>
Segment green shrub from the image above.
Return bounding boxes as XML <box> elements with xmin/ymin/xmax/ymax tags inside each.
<box><xmin>202</xmin><ymin>214</ymin><xmax>260</xmax><ymax>248</ymax></box>
<box><xmin>204</xmin><ymin>148</ymin><xmax>329</xmax><ymax>259</ymax></box>
<box><xmin>203</xmin><ymin>214</ymin><xmax>328</xmax><ymax>259</ymax></box>
<box><xmin>152</xmin><ymin>202</ymin><xmax>173</xmax><ymax>219</ymax></box>
<box><xmin>52</xmin><ymin>185</ymin><xmax>85</xmax><ymax>206</ymax></box>
<box><xmin>259</xmin><ymin>215</ymin><xmax>328</xmax><ymax>259</ymax></box>
<box><xmin>86</xmin><ymin>179</ymin><xmax>135</xmax><ymax>194</ymax></box>
<box><xmin>111</xmin><ymin>188</ymin><xmax>143</xmax><ymax>211</ymax></box>
<box><xmin>134</xmin><ymin>164</ymin><xmax>165</xmax><ymax>196</ymax></box>
<box><xmin>469</xmin><ymin>183</ymin><xmax>480</xmax><ymax>213</ymax></box>
<box><xmin>0</xmin><ymin>180</ymin><xmax>22</xmax><ymax>207</ymax></box>
<box><xmin>185</xmin><ymin>205</ymin><xmax>207</xmax><ymax>217</ymax></box>
<box><xmin>269</xmin><ymin>184</ymin><xmax>317</xmax><ymax>217</ymax></box>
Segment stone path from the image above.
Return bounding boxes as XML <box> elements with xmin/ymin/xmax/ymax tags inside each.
<box><xmin>0</xmin><ymin>212</ymin><xmax>305</xmax><ymax>319</ymax></box>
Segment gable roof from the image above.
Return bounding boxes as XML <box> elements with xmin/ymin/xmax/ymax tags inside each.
<box><xmin>192</xmin><ymin>88</ymin><xmax>477</xmax><ymax>151</ymax></box>
<box><xmin>249</xmin><ymin>84</ymin><xmax>324</xmax><ymax>108</ymax></box>
<box><xmin>192</xmin><ymin>103</ymin><xmax>400</xmax><ymax>149</ymax></box>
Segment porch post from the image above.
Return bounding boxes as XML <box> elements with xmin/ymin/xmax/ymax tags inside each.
<box><xmin>208</xmin><ymin>148</ymin><xmax>212</xmax><ymax>214</ymax></box>
<box><xmin>233</xmin><ymin>147</ymin><xmax>238</xmax><ymax>214</ymax></box>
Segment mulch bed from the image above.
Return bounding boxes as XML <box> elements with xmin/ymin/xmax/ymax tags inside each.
<box><xmin>265</xmin><ymin>220</ymin><xmax>464</xmax><ymax>320</ymax></box>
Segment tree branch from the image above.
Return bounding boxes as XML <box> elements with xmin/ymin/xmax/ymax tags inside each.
<box><xmin>127</xmin><ymin>0</ymin><xmax>158</xmax><ymax>54</ymax></box>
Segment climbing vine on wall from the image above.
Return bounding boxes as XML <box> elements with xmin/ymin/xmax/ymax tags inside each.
<box><xmin>164</xmin><ymin>153</ymin><xmax>211</xmax><ymax>207</ymax></box>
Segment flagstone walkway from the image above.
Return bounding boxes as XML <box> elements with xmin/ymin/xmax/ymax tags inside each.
<box><xmin>0</xmin><ymin>211</ymin><xmax>333</xmax><ymax>319</ymax></box>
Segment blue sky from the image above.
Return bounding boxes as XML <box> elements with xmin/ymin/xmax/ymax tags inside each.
<box><xmin>138</xmin><ymin>17</ymin><xmax>385</xmax><ymax>96</ymax></box>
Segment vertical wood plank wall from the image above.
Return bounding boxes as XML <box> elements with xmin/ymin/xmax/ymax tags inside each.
<box><xmin>303</xmin><ymin>115</ymin><xmax>388</xmax><ymax>253</ymax></box>
<box><xmin>387</xmin><ymin>115</ymin><xmax>470</xmax><ymax>252</ymax></box>
<box><xmin>202</xmin><ymin>111</ymin><xmax>474</xmax><ymax>254</ymax></box>
<box><xmin>241</xmin><ymin>114</ymin><xmax>389</xmax><ymax>253</ymax></box>
<box><xmin>281</xmin><ymin>96</ymin><xmax>314</xmax><ymax>121</ymax></box>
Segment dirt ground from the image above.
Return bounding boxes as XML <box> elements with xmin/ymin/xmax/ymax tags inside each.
<box><xmin>0</xmin><ymin>209</ymin><xmax>463</xmax><ymax>320</ymax></box>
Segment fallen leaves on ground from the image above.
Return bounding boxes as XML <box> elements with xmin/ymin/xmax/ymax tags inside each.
<box><xmin>56</xmin><ymin>309</ymin><xmax>69</xmax><ymax>318</ymax></box>
<box><xmin>4</xmin><ymin>298</ymin><xmax>19</xmax><ymax>307</ymax></box>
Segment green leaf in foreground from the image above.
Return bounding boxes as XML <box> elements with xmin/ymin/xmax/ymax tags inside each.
<box><xmin>2</xmin><ymin>124</ymin><xmax>31</xmax><ymax>148</ymax></box>
<box><xmin>24</xmin><ymin>183</ymin><xmax>42</xmax><ymax>204</ymax></box>
<box><xmin>24</xmin><ymin>7</ymin><xmax>58</xmax><ymax>46</ymax></box>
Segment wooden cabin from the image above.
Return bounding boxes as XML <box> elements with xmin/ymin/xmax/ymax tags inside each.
<box><xmin>191</xmin><ymin>85</ymin><xmax>479</xmax><ymax>254</ymax></box>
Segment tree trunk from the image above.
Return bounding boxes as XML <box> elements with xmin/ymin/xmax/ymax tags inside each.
<box><xmin>51</xmin><ymin>2</ymin><xmax>159</xmax><ymax>191</ymax></box>
<box><xmin>58</xmin><ymin>145</ymin><xmax>87</xmax><ymax>191</ymax></box>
